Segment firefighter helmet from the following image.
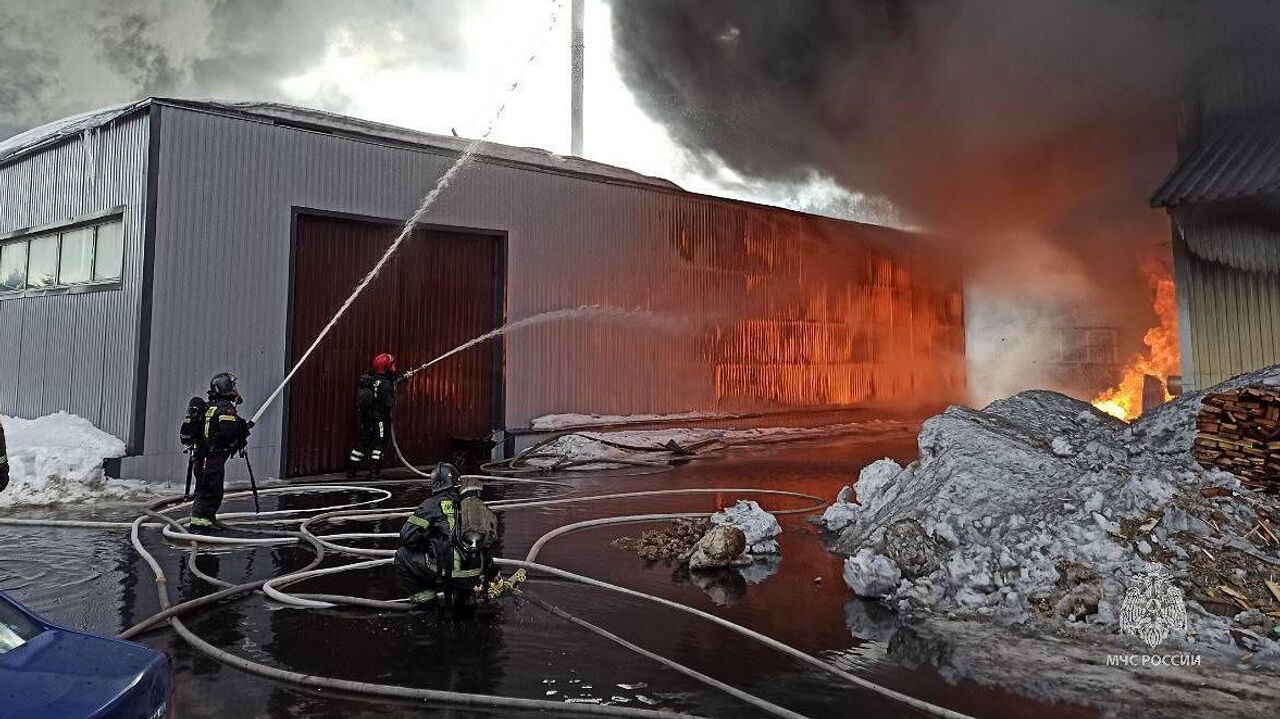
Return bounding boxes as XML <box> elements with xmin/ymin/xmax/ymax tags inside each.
<box><xmin>429</xmin><ymin>463</ymin><xmax>460</xmax><ymax>493</ymax></box>
<box><xmin>209</xmin><ymin>372</ymin><xmax>241</xmax><ymax>402</ymax></box>
<box><xmin>372</xmin><ymin>353</ymin><xmax>397</xmax><ymax>374</ymax></box>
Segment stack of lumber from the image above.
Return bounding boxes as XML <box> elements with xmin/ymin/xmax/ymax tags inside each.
<box><xmin>1193</xmin><ymin>386</ymin><xmax>1280</xmax><ymax>491</ymax></box>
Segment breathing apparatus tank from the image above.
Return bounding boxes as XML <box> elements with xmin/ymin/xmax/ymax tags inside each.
<box><xmin>457</xmin><ymin>479</ymin><xmax>497</xmax><ymax>551</ymax></box>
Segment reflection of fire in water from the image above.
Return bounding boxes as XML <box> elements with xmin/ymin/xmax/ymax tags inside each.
<box><xmin>1092</xmin><ymin>258</ymin><xmax>1180</xmax><ymax>421</ymax></box>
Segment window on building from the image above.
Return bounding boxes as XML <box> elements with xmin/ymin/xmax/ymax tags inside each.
<box><xmin>1085</xmin><ymin>329</ymin><xmax>1118</xmax><ymax>364</ymax></box>
<box><xmin>93</xmin><ymin>220</ymin><xmax>124</xmax><ymax>281</ymax></box>
<box><xmin>0</xmin><ymin>242</ymin><xmax>26</xmax><ymax>291</ymax></box>
<box><xmin>58</xmin><ymin>226</ymin><xmax>94</xmax><ymax>284</ymax></box>
<box><xmin>1057</xmin><ymin>327</ymin><xmax>1119</xmax><ymax>364</ymax></box>
<box><xmin>0</xmin><ymin>215</ymin><xmax>126</xmax><ymax>296</ymax></box>
<box><xmin>26</xmin><ymin>236</ymin><xmax>58</xmax><ymax>288</ymax></box>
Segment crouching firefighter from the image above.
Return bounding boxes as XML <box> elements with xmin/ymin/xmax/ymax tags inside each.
<box><xmin>346</xmin><ymin>353</ymin><xmax>401</xmax><ymax>479</ymax></box>
<box><xmin>394</xmin><ymin>464</ymin><xmax>498</xmax><ymax>612</ymax></box>
<box><xmin>180</xmin><ymin>372</ymin><xmax>252</xmax><ymax>532</ymax></box>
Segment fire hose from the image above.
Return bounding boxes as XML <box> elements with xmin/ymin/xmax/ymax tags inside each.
<box><xmin>0</xmin><ymin>463</ymin><xmax>978</xmax><ymax>719</ymax></box>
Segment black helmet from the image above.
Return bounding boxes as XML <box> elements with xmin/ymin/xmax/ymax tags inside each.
<box><xmin>209</xmin><ymin>372</ymin><xmax>241</xmax><ymax>403</ymax></box>
<box><xmin>429</xmin><ymin>463</ymin><xmax>460</xmax><ymax>493</ymax></box>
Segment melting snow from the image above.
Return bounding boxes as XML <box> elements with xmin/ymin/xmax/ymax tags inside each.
<box><xmin>828</xmin><ymin>367</ymin><xmax>1280</xmax><ymax>662</ymax></box>
<box><xmin>1</xmin><ymin>412</ymin><xmax>153</xmax><ymax>508</ymax></box>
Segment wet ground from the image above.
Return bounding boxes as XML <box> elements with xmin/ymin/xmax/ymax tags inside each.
<box><xmin>0</xmin><ymin>432</ymin><xmax>1100</xmax><ymax>718</ymax></box>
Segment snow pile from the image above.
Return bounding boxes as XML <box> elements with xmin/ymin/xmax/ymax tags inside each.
<box><xmin>828</xmin><ymin>366</ymin><xmax>1280</xmax><ymax>661</ymax></box>
<box><xmin>530</xmin><ymin>411</ymin><xmax>727</xmax><ymax>430</ymax></box>
<box><xmin>822</xmin><ymin>459</ymin><xmax>904</xmax><ymax>532</ymax></box>
<box><xmin>710</xmin><ymin>500</ymin><xmax>781</xmax><ymax>554</ymax></box>
<box><xmin>523</xmin><ymin>421</ymin><xmax>911</xmax><ymax>469</ymax></box>
<box><xmin>1</xmin><ymin>413</ymin><xmax>152</xmax><ymax>508</ymax></box>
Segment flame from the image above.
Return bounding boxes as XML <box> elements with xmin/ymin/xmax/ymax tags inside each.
<box><xmin>1091</xmin><ymin>258</ymin><xmax>1180</xmax><ymax>421</ymax></box>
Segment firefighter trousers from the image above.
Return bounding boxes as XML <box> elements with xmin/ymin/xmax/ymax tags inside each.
<box><xmin>191</xmin><ymin>451</ymin><xmax>230</xmax><ymax>526</ymax></box>
<box><xmin>348</xmin><ymin>418</ymin><xmax>389</xmax><ymax>471</ymax></box>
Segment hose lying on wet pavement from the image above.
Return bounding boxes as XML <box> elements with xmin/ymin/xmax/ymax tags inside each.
<box><xmin>0</xmin><ymin>429</ymin><xmax>976</xmax><ymax>719</ymax></box>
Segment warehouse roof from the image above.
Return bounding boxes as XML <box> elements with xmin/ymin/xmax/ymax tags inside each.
<box><xmin>1151</xmin><ymin>115</ymin><xmax>1280</xmax><ymax>207</ymax></box>
<box><xmin>0</xmin><ymin>97</ymin><xmax>682</xmax><ymax>191</ymax></box>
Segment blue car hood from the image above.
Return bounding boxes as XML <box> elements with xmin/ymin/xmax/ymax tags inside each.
<box><xmin>0</xmin><ymin>627</ymin><xmax>167</xmax><ymax>718</ymax></box>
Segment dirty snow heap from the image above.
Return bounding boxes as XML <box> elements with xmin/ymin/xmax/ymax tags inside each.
<box><xmin>824</xmin><ymin>366</ymin><xmax>1280</xmax><ymax>663</ymax></box>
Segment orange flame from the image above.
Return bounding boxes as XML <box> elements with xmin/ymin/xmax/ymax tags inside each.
<box><xmin>1091</xmin><ymin>258</ymin><xmax>1180</xmax><ymax>421</ymax></box>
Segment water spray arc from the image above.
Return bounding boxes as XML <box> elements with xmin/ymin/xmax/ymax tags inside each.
<box><xmin>251</xmin><ymin>0</ymin><xmax>567</xmax><ymax>425</ymax></box>
<box><xmin>400</xmin><ymin>304</ymin><xmax>647</xmax><ymax>380</ymax></box>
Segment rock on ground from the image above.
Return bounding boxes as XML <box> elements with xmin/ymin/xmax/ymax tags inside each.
<box><xmin>711</xmin><ymin>500</ymin><xmax>782</xmax><ymax>554</ymax></box>
<box><xmin>687</xmin><ymin>525</ymin><xmax>750</xmax><ymax>570</ymax></box>
<box><xmin>828</xmin><ymin>365</ymin><xmax>1280</xmax><ymax>666</ymax></box>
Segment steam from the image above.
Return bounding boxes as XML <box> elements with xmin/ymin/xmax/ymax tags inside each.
<box><xmin>0</xmin><ymin>0</ymin><xmax>473</xmax><ymax>139</ymax></box>
<box><xmin>609</xmin><ymin>0</ymin><xmax>1280</xmax><ymax>402</ymax></box>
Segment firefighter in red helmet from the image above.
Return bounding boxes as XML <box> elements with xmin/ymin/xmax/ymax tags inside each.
<box><xmin>346</xmin><ymin>353</ymin><xmax>402</xmax><ymax>479</ymax></box>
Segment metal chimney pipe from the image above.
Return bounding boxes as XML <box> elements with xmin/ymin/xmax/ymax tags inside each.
<box><xmin>570</xmin><ymin>0</ymin><xmax>584</xmax><ymax>156</ymax></box>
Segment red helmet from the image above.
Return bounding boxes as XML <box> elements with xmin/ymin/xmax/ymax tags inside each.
<box><xmin>372</xmin><ymin>353</ymin><xmax>397</xmax><ymax>373</ymax></box>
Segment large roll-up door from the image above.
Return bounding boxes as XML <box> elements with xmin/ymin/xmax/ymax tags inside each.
<box><xmin>287</xmin><ymin>213</ymin><xmax>501</xmax><ymax>477</ymax></box>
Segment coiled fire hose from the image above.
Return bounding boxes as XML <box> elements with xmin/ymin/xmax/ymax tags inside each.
<box><xmin>0</xmin><ymin>451</ymin><xmax>977</xmax><ymax>719</ymax></box>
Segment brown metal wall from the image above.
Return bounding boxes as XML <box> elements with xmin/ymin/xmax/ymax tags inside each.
<box><xmin>287</xmin><ymin>214</ymin><xmax>498</xmax><ymax>476</ymax></box>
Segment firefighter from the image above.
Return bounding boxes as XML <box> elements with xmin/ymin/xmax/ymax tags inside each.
<box><xmin>190</xmin><ymin>372</ymin><xmax>252</xmax><ymax>532</ymax></box>
<box><xmin>0</xmin><ymin>418</ymin><xmax>9</xmax><ymax>493</ymax></box>
<box><xmin>346</xmin><ymin>353</ymin><xmax>401</xmax><ymax>480</ymax></box>
<box><xmin>394</xmin><ymin>463</ymin><xmax>462</xmax><ymax>603</ymax></box>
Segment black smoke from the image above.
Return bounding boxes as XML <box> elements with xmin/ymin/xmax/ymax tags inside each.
<box><xmin>610</xmin><ymin>1</ymin><xmax>1280</xmax><ymax>251</ymax></box>
<box><xmin>609</xmin><ymin>0</ymin><xmax>1280</xmax><ymax>399</ymax></box>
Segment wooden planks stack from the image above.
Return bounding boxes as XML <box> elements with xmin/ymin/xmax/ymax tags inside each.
<box><xmin>1193</xmin><ymin>386</ymin><xmax>1280</xmax><ymax>491</ymax></box>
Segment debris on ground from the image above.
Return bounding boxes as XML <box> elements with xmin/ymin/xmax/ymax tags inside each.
<box><xmin>1192</xmin><ymin>386</ymin><xmax>1280</xmax><ymax>491</ymax></box>
<box><xmin>613</xmin><ymin>506</ymin><xmax>782</xmax><ymax>588</ymax></box>
<box><xmin>0</xmin><ymin>412</ymin><xmax>153</xmax><ymax>508</ymax></box>
<box><xmin>824</xmin><ymin>365</ymin><xmax>1280</xmax><ymax>666</ymax></box>
<box><xmin>612</xmin><ymin>518</ymin><xmax>710</xmax><ymax>560</ymax></box>
<box><xmin>710</xmin><ymin>500</ymin><xmax>781</xmax><ymax>554</ymax></box>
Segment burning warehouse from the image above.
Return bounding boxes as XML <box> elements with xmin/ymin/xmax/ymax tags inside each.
<box><xmin>0</xmin><ymin>98</ymin><xmax>965</xmax><ymax>481</ymax></box>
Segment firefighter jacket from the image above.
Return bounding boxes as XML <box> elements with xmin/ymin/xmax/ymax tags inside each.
<box><xmin>397</xmin><ymin>487</ymin><xmax>477</xmax><ymax>577</ymax></box>
<box><xmin>201</xmin><ymin>397</ymin><xmax>251</xmax><ymax>455</ymax></box>
<box><xmin>357</xmin><ymin>371</ymin><xmax>400</xmax><ymax>422</ymax></box>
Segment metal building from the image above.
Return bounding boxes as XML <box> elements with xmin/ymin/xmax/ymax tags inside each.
<box><xmin>0</xmin><ymin>98</ymin><xmax>965</xmax><ymax>481</ymax></box>
<box><xmin>1153</xmin><ymin>80</ymin><xmax>1280</xmax><ymax>392</ymax></box>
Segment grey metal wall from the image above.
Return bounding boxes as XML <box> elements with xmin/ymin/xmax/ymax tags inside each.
<box><xmin>0</xmin><ymin>113</ymin><xmax>149</xmax><ymax>445</ymax></box>
<box><xmin>1172</xmin><ymin>203</ymin><xmax>1280</xmax><ymax>391</ymax></box>
<box><xmin>133</xmin><ymin>105</ymin><xmax>963</xmax><ymax>481</ymax></box>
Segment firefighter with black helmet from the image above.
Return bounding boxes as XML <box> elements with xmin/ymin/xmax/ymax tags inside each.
<box><xmin>188</xmin><ymin>372</ymin><xmax>252</xmax><ymax>531</ymax></box>
<box><xmin>346</xmin><ymin>353</ymin><xmax>401</xmax><ymax>480</ymax></box>
<box><xmin>394</xmin><ymin>463</ymin><xmax>462</xmax><ymax>603</ymax></box>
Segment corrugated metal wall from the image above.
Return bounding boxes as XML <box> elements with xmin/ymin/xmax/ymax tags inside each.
<box><xmin>1173</xmin><ymin>203</ymin><xmax>1280</xmax><ymax>390</ymax></box>
<box><xmin>0</xmin><ymin>113</ymin><xmax>149</xmax><ymax>444</ymax></box>
<box><xmin>136</xmin><ymin>105</ymin><xmax>963</xmax><ymax>481</ymax></box>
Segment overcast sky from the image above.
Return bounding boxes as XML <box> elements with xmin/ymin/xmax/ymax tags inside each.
<box><xmin>0</xmin><ymin>0</ymin><xmax>886</xmax><ymax>223</ymax></box>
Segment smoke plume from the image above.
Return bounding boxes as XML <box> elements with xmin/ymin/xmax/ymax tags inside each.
<box><xmin>609</xmin><ymin>1</ymin><xmax>1280</xmax><ymax>402</ymax></box>
<box><xmin>0</xmin><ymin>0</ymin><xmax>471</xmax><ymax>139</ymax></box>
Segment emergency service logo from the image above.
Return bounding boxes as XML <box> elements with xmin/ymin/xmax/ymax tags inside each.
<box><xmin>1107</xmin><ymin>571</ymin><xmax>1200</xmax><ymax>668</ymax></box>
<box><xmin>1119</xmin><ymin>571</ymin><xmax>1189</xmax><ymax>648</ymax></box>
